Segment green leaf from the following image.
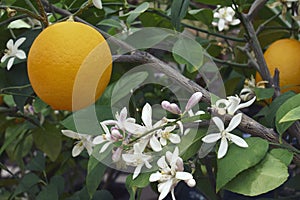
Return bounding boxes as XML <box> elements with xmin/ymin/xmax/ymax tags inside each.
<box><xmin>33</xmin><ymin>97</ymin><xmax>48</xmax><ymax>113</ymax></box>
<box><xmin>26</xmin><ymin>151</ymin><xmax>45</xmax><ymax>172</ymax></box>
<box><xmin>255</xmin><ymin>91</ymin><xmax>295</xmax><ymax>127</ymax></box>
<box><xmin>32</xmin><ymin>123</ymin><xmax>62</xmax><ymax>161</ymax></box>
<box><xmin>194</xmin><ymin>0</ymin><xmax>231</xmax><ymax>6</ymax></box>
<box><xmin>225</xmin><ymin>154</ymin><xmax>289</xmax><ymax>196</ymax></box>
<box><xmin>92</xmin><ymin>190</ymin><xmax>114</xmax><ymax>200</ymax></box>
<box><xmin>36</xmin><ymin>184</ymin><xmax>58</xmax><ymax>200</ymax></box>
<box><xmin>12</xmin><ymin>173</ymin><xmax>41</xmax><ymax>198</ymax></box>
<box><xmin>216</xmin><ymin>137</ymin><xmax>269</xmax><ymax>191</ymax></box>
<box><xmin>111</xmin><ymin>71</ymin><xmax>148</xmax><ymax>105</ymax></box>
<box><xmin>124</xmin><ymin>28</ymin><xmax>173</xmax><ymax>50</ymax></box>
<box><xmin>270</xmin><ymin>148</ymin><xmax>293</xmax><ymax>166</ymax></box>
<box><xmin>98</xmin><ymin>19</ymin><xmax>123</xmax><ymax>29</ymax></box>
<box><xmin>279</xmin><ymin>106</ymin><xmax>300</xmax><ymax>123</ymax></box>
<box><xmin>171</xmin><ymin>0</ymin><xmax>190</xmax><ymax>30</ymax></box>
<box><xmin>125</xmin><ymin>172</ymin><xmax>151</xmax><ymax>200</ymax></box>
<box><xmin>276</xmin><ymin>93</ymin><xmax>300</xmax><ymax>135</ymax></box>
<box><xmin>179</xmin><ymin>128</ymin><xmax>207</xmax><ymax>160</ymax></box>
<box><xmin>86</xmin><ymin>156</ymin><xmax>107</xmax><ymax>198</ymax></box>
<box><xmin>172</xmin><ymin>37</ymin><xmax>203</xmax><ymax>73</ymax></box>
<box><xmin>254</xmin><ymin>87</ymin><xmax>274</xmax><ymax>101</ymax></box>
<box><xmin>188</xmin><ymin>9</ymin><xmax>213</xmax><ymax>26</ymax></box>
<box><xmin>125</xmin><ymin>2</ymin><xmax>149</xmax><ymax>24</ymax></box>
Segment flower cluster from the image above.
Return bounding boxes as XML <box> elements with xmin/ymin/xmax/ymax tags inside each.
<box><xmin>239</xmin><ymin>75</ymin><xmax>268</xmax><ymax>101</ymax></box>
<box><xmin>62</xmin><ymin>92</ymin><xmax>204</xmax><ymax>199</ymax></box>
<box><xmin>61</xmin><ymin>91</ymin><xmax>255</xmax><ymax>199</ymax></box>
<box><xmin>212</xmin><ymin>5</ymin><xmax>240</xmax><ymax>32</ymax></box>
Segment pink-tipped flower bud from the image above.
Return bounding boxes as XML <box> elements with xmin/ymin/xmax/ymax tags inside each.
<box><xmin>111</xmin><ymin>127</ymin><xmax>123</xmax><ymax>141</ymax></box>
<box><xmin>185</xmin><ymin>92</ymin><xmax>203</xmax><ymax>111</ymax></box>
<box><xmin>161</xmin><ymin>100</ymin><xmax>181</xmax><ymax>115</ymax></box>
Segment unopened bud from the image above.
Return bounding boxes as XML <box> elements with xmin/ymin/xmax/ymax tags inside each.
<box><xmin>161</xmin><ymin>100</ymin><xmax>181</xmax><ymax>115</ymax></box>
<box><xmin>185</xmin><ymin>92</ymin><xmax>203</xmax><ymax>111</ymax></box>
<box><xmin>6</xmin><ymin>7</ymin><xmax>17</xmax><ymax>17</ymax></box>
<box><xmin>186</xmin><ymin>178</ymin><xmax>196</xmax><ymax>187</ymax></box>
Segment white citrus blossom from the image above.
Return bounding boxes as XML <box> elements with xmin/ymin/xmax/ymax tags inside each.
<box><xmin>202</xmin><ymin>113</ymin><xmax>248</xmax><ymax>159</ymax></box>
<box><xmin>212</xmin><ymin>5</ymin><xmax>240</xmax><ymax>31</ymax></box>
<box><xmin>213</xmin><ymin>95</ymin><xmax>256</xmax><ymax>115</ymax></box>
<box><xmin>138</xmin><ymin>103</ymin><xmax>166</xmax><ymax>152</ymax></box>
<box><xmin>1</xmin><ymin>37</ymin><xmax>26</xmax><ymax>70</ymax></box>
<box><xmin>149</xmin><ymin>147</ymin><xmax>196</xmax><ymax>200</ymax></box>
<box><xmin>93</xmin><ymin>123</ymin><xmax>123</xmax><ymax>153</ymax></box>
<box><xmin>92</xmin><ymin>0</ymin><xmax>102</xmax><ymax>9</ymax></box>
<box><xmin>239</xmin><ymin>75</ymin><xmax>268</xmax><ymax>101</ymax></box>
<box><xmin>158</xmin><ymin>125</ymin><xmax>181</xmax><ymax>146</ymax></box>
<box><xmin>100</xmin><ymin>107</ymin><xmax>140</xmax><ymax>134</ymax></box>
<box><xmin>122</xmin><ymin>142</ymin><xmax>152</xmax><ymax>179</ymax></box>
<box><xmin>61</xmin><ymin>130</ymin><xmax>94</xmax><ymax>157</ymax></box>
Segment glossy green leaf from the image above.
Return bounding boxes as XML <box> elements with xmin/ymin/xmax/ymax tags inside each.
<box><xmin>126</xmin><ymin>172</ymin><xmax>151</xmax><ymax>200</ymax></box>
<box><xmin>12</xmin><ymin>173</ymin><xmax>41</xmax><ymax>198</ymax></box>
<box><xmin>26</xmin><ymin>151</ymin><xmax>45</xmax><ymax>172</ymax></box>
<box><xmin>188</xmin><ymin>9</ymin><xmax>213</xmax><ymax>26</ymax></box>
<box><xmin>111</xmin><ymin>71</ymin><xmax>148</xmax><ymax>105</ymax></box>
<box><xmin>276</xmin><ymin>93</ymin><xmax>300</xmax><ymax>135</ymax></box>
<box><xmin>125</xmin><ymin>2</ymin><xmax>149</xmax><ymax>24</ymax></box>
<box><xmin>32</xmin><ymin>123</ymin><xmax>62</xmax><ymax>161</ymax></box>
<box><xmin>279</xmin><ymin>106</ymin><xmax>300</xmax><ymax>123</ymax></box>
<box><xmin>254</xmin><ymin>87</ymin><xmax>274</xmax><ymax>101</ymax></box>
<box><xmin>171</xmin><ymin>0</ymin><xmax>190</xmax><ymax>30</ymax></box>
<box><xmin>172</xmin><ymin>37</ymin><xmax>203</xmax><ymax>73</ymax></box>
<box><xmin>86</xmin><ymin>156</ymin><xmax>107</xmax><ymax>198</ymax></box>
<box><xmin>225</xmin><ymin>154</ymin><xmax>289</xmax><ymax>196</ymax></box>
<box><xmin>216</xmin><ymin>137</ymin><xmax>269</xmax><ymax>191</ymax></box>
<box><xmin>270</xmin><ymin>148</ymin><xmax>293</xmax><ymax>166</ymax></box>
<box><xmin>98</xmin><ymin>19</ymin><xmax>123</xmax><ymax>29</ymax></box>
<box><xmin>124</xmin><ymin>28</ymin><xmax>173</xmax><ymax>50</ymax></box>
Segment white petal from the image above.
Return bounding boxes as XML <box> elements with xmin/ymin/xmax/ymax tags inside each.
<box><xmin>100</xmin><ymin>142</ymin><xmax>111</xmax><ymax>153</ymax></box>
<box><xmin>158</xmin><ymin>180</ymin><xmax>173</xmax><ymax>200</ymax></box>
<box><xmin>7</xmin><ymin>57</ymin><xmax>15</xmax><ymax>70</ymax></box>
<box><xmin>202</xmin><ymin>133</ymin><xmax>221</xmax><ymax>143</ymax></box>
<box><xmin>175</xmin><ymin>171</ymin><xmax>193</xmax><ymax>181</ymax></box>
<box><xmin>92</xmin><ymin>0</ymin><xmax>102</xmax><ymax>9</ymax></box>
<box><xmin>228</xmin><ymin>133</ymin><xmax>248</xmax><ymax>148</ymax></box>
<box><xmin>149</xmin><ymin>171</ymin><xmax>162</xmax><ymax>182</ymax></box>
<box><xmin>150</xmin><ymin>135</ymin><xmax>162</xmax><ymax>152</ymax></box>
<box><xmin>186</xmin><ymin>179</ymin><xmax>196</xmax><ymax>187</ymax></box>
<box><xmin>226</xmin><ymin>113</ymin><xmax>242</xmax><ymax>132</ymax></box>
<box><xmin>6</xmin><ymin>39</ymin><xmax>13</xmax><ymax>49</ymax></box>
<box><xmin>93</xmin><ymin>135</ymin><xmax>105</xmax><ymax>144</ymax></box>
<box><xmin>133</xmin><ymin>142</ymin><xmax>144</xmax><ymax>154</ymax></box>
<box><xmin>170</xmin><ymin>147</ymin><xmax>179</xmax><ymax>168</ymax></box>
<box><xmin>14</xmin><ymin>37</ymin><xmax>26</xmax><ymax>48</ymax></box>
<box><xmin>157</xmin><ymin>156</ymin><xmax>168</xmax><ymax>169</ymax></box>
<box><xmin>1</xmin><ymin>54</ymin><xmax>9</xmax><ymax>63</ymax></box>
<box><xmin>218</xmin><ymin>19</ymin><xmax>225</xmax><ymax>31</ymax></box>
<box><xmin>144</xmin><ymin>160</ymin><xmax>152</xmax><ymax>169</ymax></box>
<box><xmin>15</xmin><ymin>50</ymin><xmax>26</xmax><ymax>59</ymax></box>
<box><xmin>72</xmin><ymin>143</ymin><xmax>84</xmax><ymax>157</ymax></box>
<box><xmin>237</xmin><ymin>96</ymin><xmax>256</xmax><ymax>110</ymax></box>
<box><xmin>218</xmin><ymin>138</ymin><xmax>228</xmax><ymax>159</ymax></box>
<box><xmin>61</xmin><ymin>130</ymin><xmax>80</xmax><ymax>139</ymax></box>
<box><xmin>227</xmin><ymin>96</ymin><xmax>241</xmax><ymax>115</ymax></box>
<box><xmin>85</xmin><ymin>143</ymin><xmax>94</xmax><ymax>155</ymax></box>
<box><xmin>122</xmin><ymin>153</ymin><xmax>136</xmax><ymax>163</ymax></box>
<box><xmin>177</xmin><ymin>121</ymin><xmax>184</xmax><ymax>134</ymax></box>
<box><xmin>142</xmin><ymin>103</ymin><xmax>152</xmax><ymax>128</ymax></box>
<box><xmin>230</xmin><ymin>19</ymin><xmax>240</xmax><ymax>25</ymax></box>
<box><xmin>100</xmin><ymin>122</ymin><xmax>111</xmax><ymax>135</ymax></box>
<box><xmin>118</xmin><ymin>107</ymin><xmax>127</xmax><ymax>122</ymax></box>
<box><xmin>169</xmin><ymin>134</ymin><xmax>181</xmax><ymax>144</ymax></box>
<box><xmin>133</xmin><ymin>164</ymin><xmax>143</xmax><ymax>179</ymax></box>
<box><xmin>160</xmin><ymin>137</ymin><xmax>167</xmax><ymax>146</ymax></box>
<box><xmin>212</xmin><ymin>117</ymin><xmax>224</xmax><ymax>131</ymax></box>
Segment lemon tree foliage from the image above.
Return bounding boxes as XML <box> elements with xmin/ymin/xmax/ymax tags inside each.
<box><xmin>1</xmin><ymin>0</ymin><xmax>300</xmax><ymax>200</ymax></box>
